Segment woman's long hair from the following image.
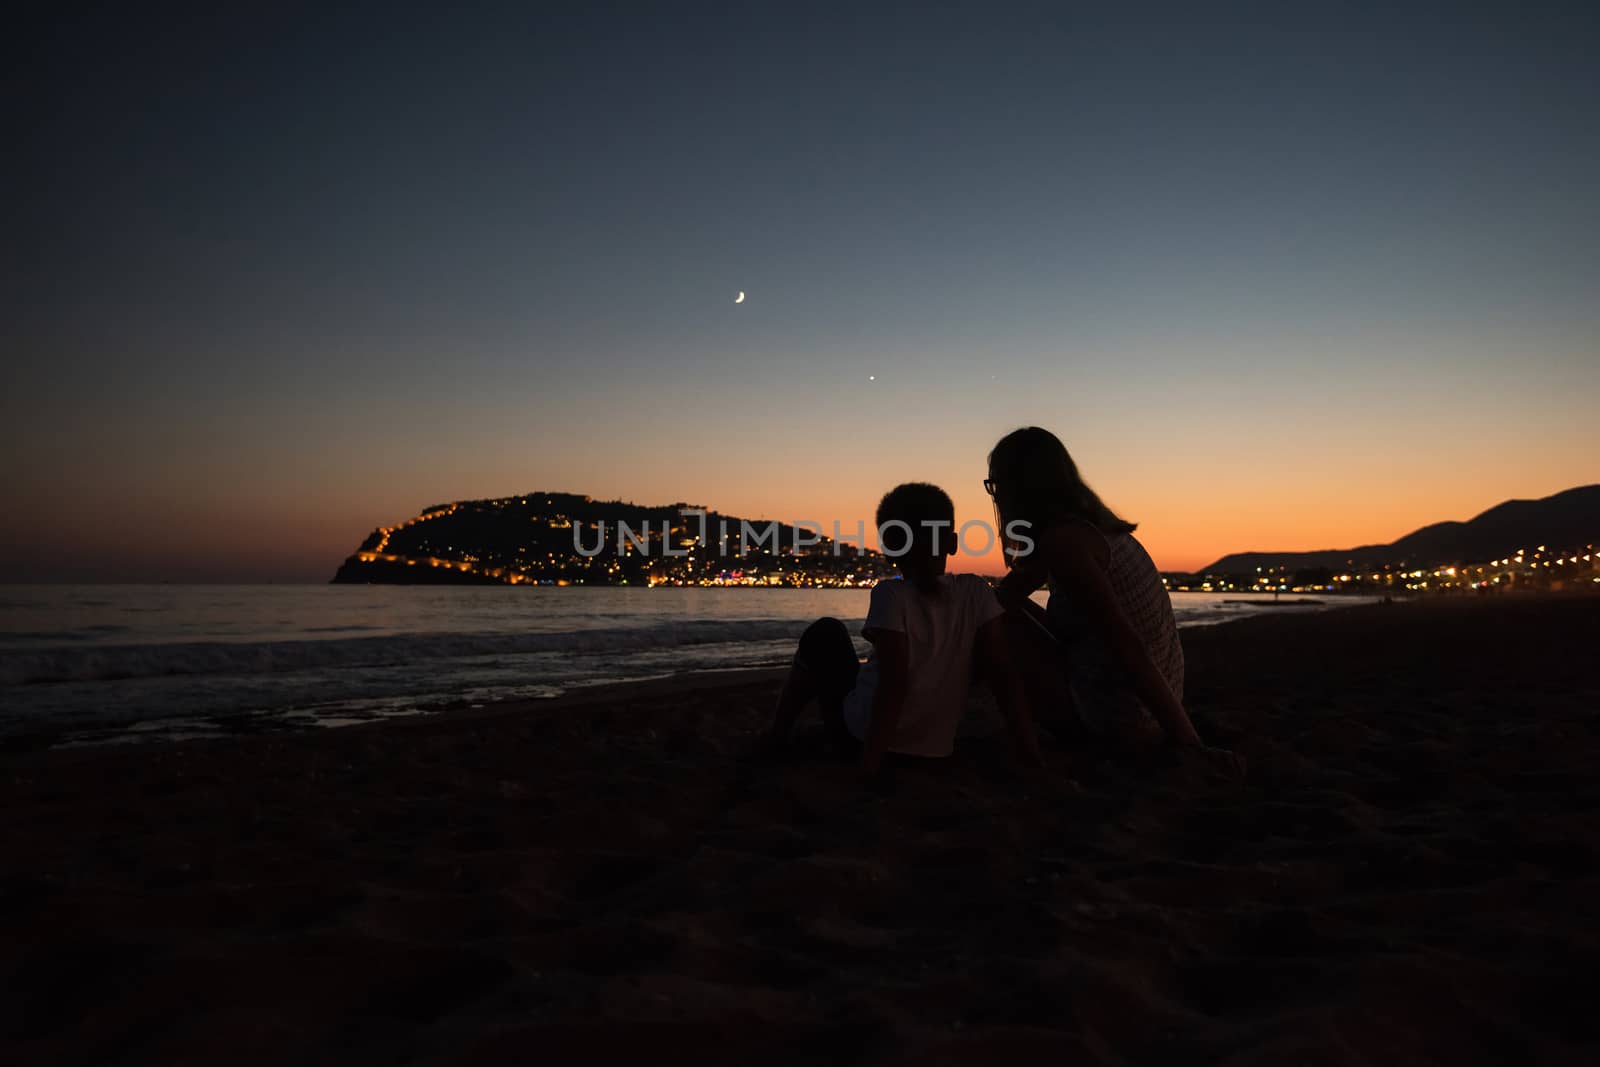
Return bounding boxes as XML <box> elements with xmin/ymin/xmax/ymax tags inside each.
<box><xmin>987</xmin><ymin>427</ymin><xmax>1136</xmax><ymax>546</ymax></box>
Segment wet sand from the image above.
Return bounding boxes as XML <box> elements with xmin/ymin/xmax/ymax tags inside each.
<box><xmin>3</xmin><ymin>595</ymin><xmax>1597</xmax><ymax>1065</ymax></box>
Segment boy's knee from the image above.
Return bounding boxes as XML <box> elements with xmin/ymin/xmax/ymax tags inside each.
<box><xmin>799</xmin><ymin>616</ymin><xmax>851</xmax><ymax>652</ymax></box>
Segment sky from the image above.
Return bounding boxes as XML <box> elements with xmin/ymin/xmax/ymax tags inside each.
<box><xmin>5</xmin><ymin>1</ymin><xmax>1596</xmax><ymax>581</ymax></box>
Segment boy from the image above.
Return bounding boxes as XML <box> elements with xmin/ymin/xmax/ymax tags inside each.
<box><xmin>760</xmin><ymin>482</ymin><xmax>1043</xmax><ymax>776</ymax></box>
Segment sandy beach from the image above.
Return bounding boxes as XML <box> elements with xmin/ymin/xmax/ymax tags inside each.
<box><xmin>3</xmin><ymin>595</ymin><xmax>1597</xmax><ymax>1065</ymax></box>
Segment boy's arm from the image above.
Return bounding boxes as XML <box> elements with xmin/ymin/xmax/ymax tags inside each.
<box><xmin>859</xmin><ymin>628</ymin><xmax>910</xmax><ymax>777</ymax></box>
<box><xmin>978</xmin><ymin>616</ymin><xmax>1043</xmax><ymax>768</ymax></box>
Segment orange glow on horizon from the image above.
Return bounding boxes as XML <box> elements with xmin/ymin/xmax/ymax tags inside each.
<box><xmin>4</xmin><ymin>386</ymin><xmax>1593</xmax><ymax>583</ymax></box>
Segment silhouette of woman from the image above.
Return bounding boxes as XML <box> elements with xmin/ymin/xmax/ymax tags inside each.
<box><xmin>987</xmin><ymin>427</ymin><xmax>1244</xmax><ymax>778</ymax></box>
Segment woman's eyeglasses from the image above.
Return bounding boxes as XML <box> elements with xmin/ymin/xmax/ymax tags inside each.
<box><xmin>983</xmin><ymin>479</ymin><xmax>996</xmax><ymax>496</ymax></box>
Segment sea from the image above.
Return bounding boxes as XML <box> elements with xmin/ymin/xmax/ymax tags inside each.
<box><xmin>0</xmin><ymin>585</ymin><xmax>1380</xmax><ymax>746</ymax></box>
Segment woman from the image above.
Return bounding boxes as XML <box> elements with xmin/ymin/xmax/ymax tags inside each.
<box><xmin>988</xmin><ymin>426</ymin><xmax>1244</xmax><ymax>778</ymax></box>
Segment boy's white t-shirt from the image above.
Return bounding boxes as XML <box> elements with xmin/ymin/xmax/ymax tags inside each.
<box><xmin>842</xmin><ymin>573</ymin><xmax>1003</xmax><ymax>757</ymax></box>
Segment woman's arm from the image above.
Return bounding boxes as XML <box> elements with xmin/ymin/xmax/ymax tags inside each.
<box><xmin>1038</xmin><ymin>524</ymin><xmax>1204</xmax><ymax>748</ymax></box>
<box><xmin>994</xmin><ymin>552</ymin><xmax>1061</xmax><ymax>641</ymax></box>
<box><xmin>859</xmin><ymin>628</ymin><xmax>910</xmax><ymax>776</ymax></box>
<box><xmin>994</xmin><ymin>550</ymin><xmax>1049</xmax><ymax>608</ymax></box>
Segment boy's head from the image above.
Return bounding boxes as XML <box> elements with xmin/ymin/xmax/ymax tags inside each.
<box><xmin>876</xmin><ymin>482</ymin><xmax>956</xmax><ymax>589</ymax></box>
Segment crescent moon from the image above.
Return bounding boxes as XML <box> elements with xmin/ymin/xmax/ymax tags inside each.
<box><xmin>734</xmin><ymin>291</ymin><xmax>745</xmax><ymax>304</ymax></box>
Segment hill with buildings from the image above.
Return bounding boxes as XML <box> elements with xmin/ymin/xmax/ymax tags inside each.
<box><xmin>1200</xmin><ymin>485</ymin><xmax>1600</xmax><ymax>578</ymax></box>
<box><xmin>331</xmin><ymin>492</ymin><xmax>897</xmax><ymax>587</ymax></box>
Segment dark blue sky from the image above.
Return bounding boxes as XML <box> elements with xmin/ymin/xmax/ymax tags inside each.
<box><xmin>6</xmin><ymin>2</ymin><xmax>1597</xmax><ymax>579</ymax></box>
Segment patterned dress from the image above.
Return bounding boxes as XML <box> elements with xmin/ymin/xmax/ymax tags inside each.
<box><xmin>1046</xmin><ymin>524</ymin><xmax>1184</xmax><ymax>734</ymax></box>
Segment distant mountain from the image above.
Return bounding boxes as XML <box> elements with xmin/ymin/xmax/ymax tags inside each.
<box><xmin>331</xmin><ymin>491</ymin><xmax>896</xmax><ymax>587</ymax></box>
<box><xmin>1200</xmin><ymin>485</ymin><xmax>1600</xmax><ymax>575</ymax></box>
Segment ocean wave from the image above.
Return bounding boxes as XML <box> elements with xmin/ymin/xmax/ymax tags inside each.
<box><xmin>0</xmin><ymin>618</ymin><xmax>823</xmax><ymax>687</ymax></box>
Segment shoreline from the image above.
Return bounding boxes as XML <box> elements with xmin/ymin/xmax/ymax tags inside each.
<box><xmin>11</xmin><ymin>595</ymin><xmax>1394</xmax><ymax>753</ymax></box>
<box><xmin>5</xmin><ymin>666</ymin><xmax>792</xmax><ymax>756</ymax></box>
<box><xmin>11</xmin><ymin>588</ymin><xmax>1584</xmax><ymax>755</ymax></box>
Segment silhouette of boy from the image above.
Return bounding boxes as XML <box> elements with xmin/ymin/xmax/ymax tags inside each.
<box><xmin>760</xmin><ymin>482</ymin><xmax>1042</xmax><ymax>777</ymax></box>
